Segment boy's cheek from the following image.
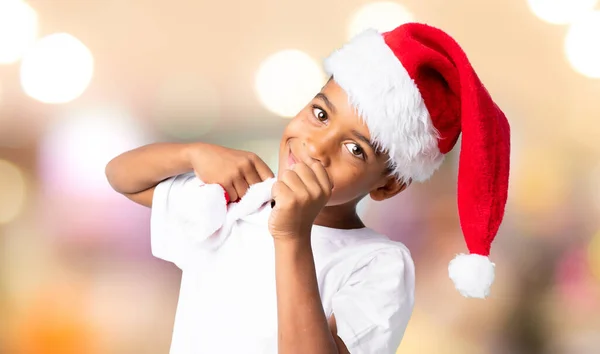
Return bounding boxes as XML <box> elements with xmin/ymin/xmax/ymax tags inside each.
<box><xmin>290</xmin><ymin>110</ymin><xmax>311</xmax><ymax>128</ymax></box>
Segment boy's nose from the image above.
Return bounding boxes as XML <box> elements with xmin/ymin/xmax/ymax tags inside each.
<box><xmin>302</xmin><ymin>139</ymin><xmax>331</xmax><ymax>167</ymax></box>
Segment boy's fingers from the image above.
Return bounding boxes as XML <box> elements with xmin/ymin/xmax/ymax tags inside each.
<box><xmin>253</xmin><ymin>158</ymin><xmax>275</xmax><ymax>181</ymax></box>
<box><xmin>310</xmin><ymin>160</ymin><xmax>333</xmax><ymax>192</ymax></box>
<box><xmin>233</xmin><ymin>177</ymin><xmax>249</xmax><ymax>200</ymax></box>
<box><xmin>282</xmin><ymin>168</ymin><xmax>306</xmax><ymax>194</ymax></box>
<box><xmin>291</xmin><ymin>162</ymin><xmax>322</xmax><ymax>197</ymax></box>
<box><xmin>224</xmin><ymin>184</ymin><xmax>238</xmax><ymax>203</ymax></box>
<box><xmin>295</xmin><ymin>155</ymin><xmax>331</xmax><ymax>192</ymax></box>
<box><xmin>271</xmin><ymin>180</ymin><xmax>292</xmax><ymax>207</ymax></box>
<box><xmin>243</xmin><ymin>165</ymin><xmax>263</xmax><ymax>186</ymax></box>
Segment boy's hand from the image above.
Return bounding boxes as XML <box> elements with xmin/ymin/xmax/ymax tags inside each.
<box><xmin>185</xmin><ymin>143</ymin><xmax>274</xmax><ymax>202</ymax></box>
<box><xmin>268</xmin><ymin>160</ymin><xmax>333</xmax><ymax>241</ymax></box>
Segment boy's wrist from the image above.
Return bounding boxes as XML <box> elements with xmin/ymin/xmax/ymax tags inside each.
<box><xmin>180</xmin><ymin>142</ymin><xmax>194</xmax><ymax>167</ymax></box>
<box><xmin>180</xmin><ymin>142</ymin><xmax>207</xmax><ymax>169</ymax></box>
<box><xmin>273</xmin><ymin>235</ymin><xmax>312</xmax><ymax>253</ymax></box>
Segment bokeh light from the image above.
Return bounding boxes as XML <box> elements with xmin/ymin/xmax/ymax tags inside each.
<box><xmin>38</xmin><ymin>107</ymin><xmax>151</xmax><ymax>197</ymax></box>
<box><xmin>152</xmin><ymin>75</ymin><xmax>219</xmax><ymax>140</ymax></box>
<box><xmin>589</xmin><ymin>230</ymin><xmax>600</xmax><ymax>281</ymax></box>
<box><xmin>565</xmin><ymin>11</ymin><xmax>600</xmax><ymax>79</ymax></box>
<box><xmin>20</xmin><ymin>33</ymin><xmax>94</xmax><ymax>104</ymax></box>
<box><xmin>0</xmin><ymin>0</ymin><xmax>38</xmax><ymax>64</ymax></box>
<box><xmin>527</xmin><ymin>0</ymin><xmax>598</xmax><ymax>25</ymax></box>
<box><xmin>0</xmin><ymin>159</ymin><xmax>27</xmax><ymax>224</ymax></box>
<box><xmin>255</xmin><ymin>50</ymin><xmax>324</xmax><ymax>118</ymax></box>
<box><xmin>348</xmin><ymin>2</ymin><xmax>414</xmax><ymax>39</ymax></box>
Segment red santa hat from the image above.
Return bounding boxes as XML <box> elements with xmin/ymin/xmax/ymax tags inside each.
<box><xmin>323</xmin><ymin>23</ymin><xmax>510</xmax><ymax>298</ymax></box>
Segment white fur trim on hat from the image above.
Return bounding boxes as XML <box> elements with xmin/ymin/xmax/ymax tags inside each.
<box><xmin>448</xmin><ymin>253</ymin><xmax>495</xmax><ymax>299</ymax></box>
<box><xmin>323</xmin><ymin>29</ymin><xmax>444</xmax><ymax>183</ymax></box>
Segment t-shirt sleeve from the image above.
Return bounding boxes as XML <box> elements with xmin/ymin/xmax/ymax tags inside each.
<box><xmin>150</xmin><ymin>172</ymin><xmax>209</xmax><ymax>269</ymax></box>
<box><xmin>330</xmin><ymin>244</ymin><xmax>415</xmax><ymax>354</ymax></box>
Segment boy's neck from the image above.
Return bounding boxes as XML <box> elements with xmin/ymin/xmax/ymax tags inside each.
<box><xmin>313</xmin><ymin>202</ymin><xmax>365</xmax><ymax>230</ymax></box>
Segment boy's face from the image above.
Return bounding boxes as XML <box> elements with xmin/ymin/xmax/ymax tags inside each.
<box><xmin>278</xmin><ymin>79</ymin><xmax>406</xmax><ymax>206</ymax></box>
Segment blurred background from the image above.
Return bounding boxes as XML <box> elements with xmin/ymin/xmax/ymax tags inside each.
<box><xmin>0</xmin><ymin>0</ymin><xmax>599</xmax><ymax>353</ymax></box>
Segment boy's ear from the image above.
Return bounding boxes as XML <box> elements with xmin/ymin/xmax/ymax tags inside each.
<box><xmin>369</xmin><ymin>175</ymin><xmax>410</xmax><ymax>201</ymax></box>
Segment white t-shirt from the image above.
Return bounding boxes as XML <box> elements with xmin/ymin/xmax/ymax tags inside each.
<box><xmin>151</xmin><ymin>173</ymin><xmax>415</xmax><ymax>354</ymax></box>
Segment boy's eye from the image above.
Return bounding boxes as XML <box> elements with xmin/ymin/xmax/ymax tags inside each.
<box><xmin>312</xmin><ymin>106</ymin><xmax>328</xmax><ymax>122</ymax></box>
<box><xmin>344</xmin><ymin>143</ymin><xmax>365</xmax><ymax>159</ymax></box>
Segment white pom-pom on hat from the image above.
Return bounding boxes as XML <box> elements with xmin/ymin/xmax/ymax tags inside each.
<box><xmin>448</xmin><ymin>253</ymin><xmax>495</xmax><ymax>299</ymax></box>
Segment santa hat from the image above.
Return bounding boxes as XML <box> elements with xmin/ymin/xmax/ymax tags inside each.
<box><xmin>323</xmin><ymin>23</ymin><xmax>510</xmax><ymax>299</ymax></box>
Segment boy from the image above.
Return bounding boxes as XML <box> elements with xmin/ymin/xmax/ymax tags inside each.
<box><xmin>106</xmin><ymin>23</ymin><xmax>510</xmax><ymax>354</ymax></box>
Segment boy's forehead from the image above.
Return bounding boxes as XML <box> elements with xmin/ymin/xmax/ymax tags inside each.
<box><xmin>321</xmin><ymin>79</ymin><xmax>344</xmax><ymax>96</ymax></box>
<box><xmin>320</xmin><ymin>80</ymin><xmax>353</xmax><ymax>115</ymax></box>
<box><xmin>320</xmin><ymin>80</ymin><xmax>371</xmax><ymax>136</ymax></box>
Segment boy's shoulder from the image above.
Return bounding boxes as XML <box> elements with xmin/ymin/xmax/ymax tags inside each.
<box><xmin>314</xmin><ymin>227</ymin><xmax>414</xmax><ymax>297</ymax></box>
<box><xmin>314</xmin><ymin>224</ymin><xmax>407</xmax><ymax>248</ymax></box>
<box><xmin>312</xmin><ymin>225</ymin><xmax>413</xmax><ymax>267</ymax></box>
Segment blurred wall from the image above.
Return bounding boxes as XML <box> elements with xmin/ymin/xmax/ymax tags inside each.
<box><xmin>1</xmin><ymin>0</ymin><xmax>599</xmax><ymax>353</ymax></box>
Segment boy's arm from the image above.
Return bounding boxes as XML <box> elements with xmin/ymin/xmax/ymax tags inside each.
<box><xmin>269</xmin><ymin>161</ymin><xmax>344</xmax><ymax>354</ymax></box>
<box><xmin>105</xmin><ymin>142</ymin><xmax>195</xmax><ymax>207</ymax></box>
<box><xmin>106</xmin><ymin>142</ymin><xmax>274</xmax><ymax>207</ymax></box>
<box><xmin>274</xmin><ymin>238</ymin><xmax>350</xmax><ymax>354</ymax></box>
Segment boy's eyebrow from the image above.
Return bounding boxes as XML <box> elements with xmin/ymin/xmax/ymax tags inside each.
<box><xmin>351</xmin><ymin>129</ymin><xmax>376</xmax><ymax>152</ymax></box>
<box><xmin>315</xmin><ymin>93</ymin><xmax>337</xmax><ymax>114</ymax></box>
